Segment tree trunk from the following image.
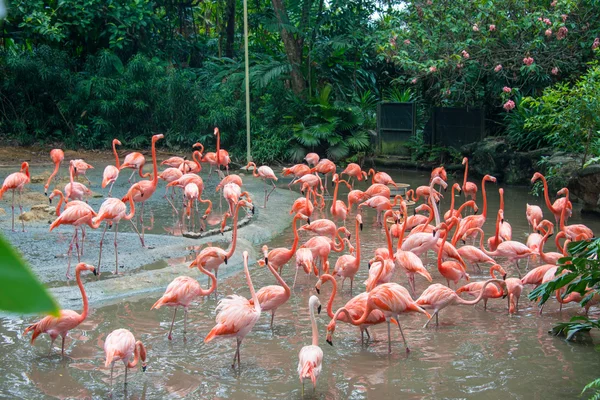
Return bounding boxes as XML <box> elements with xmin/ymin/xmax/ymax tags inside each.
<box><xmin>225</xmin><ymin>0</ymin><xmax>236</xmax><ymax>58</ymax></box>
<box><xmin>271</xmin><ymin>0</ymin><xmax>306</xmax><ymax>95</ymax></box>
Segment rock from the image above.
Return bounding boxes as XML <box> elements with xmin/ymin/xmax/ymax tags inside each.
<box><xmin>0</xmin><ymin>208</ymin><xmax>5</xmax><ymax>216</ymax></box>
<box><xmin>18</xmin><ymin>204</ymin><xmax>54</xmax><ymax>221</ymax></box>
<box><xmin>568</xmin><ymin>163</ymin><xmax>600</xmax><ymax>215</ymax></box>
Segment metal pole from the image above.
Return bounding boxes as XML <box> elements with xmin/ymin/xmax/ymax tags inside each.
<box><xmin>244</xmin><ymin>0</ymin><xmax>252</xmax><ymax>162</ymax></box>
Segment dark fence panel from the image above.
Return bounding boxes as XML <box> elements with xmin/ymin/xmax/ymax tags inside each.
<box><xmin>423</xmin><ymin>107</ymin><xmax>485</xmax><ymax>147</ymax></box>
<box><xmin>377</xmin><ymin>102</ymin><xmax>415</xmax><ymax>155</ymax></box>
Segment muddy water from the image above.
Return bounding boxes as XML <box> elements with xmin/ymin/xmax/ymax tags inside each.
<box><xmin>1</xmin><ymin>166</ymin><xmax>600</xmax><ymax>399</ymax></box>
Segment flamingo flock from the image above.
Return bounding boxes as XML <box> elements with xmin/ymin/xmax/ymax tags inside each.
<box><xmin>6</xmin><ymin>134</ymin><xmax>596</xmax><ymax>393</ymax></box>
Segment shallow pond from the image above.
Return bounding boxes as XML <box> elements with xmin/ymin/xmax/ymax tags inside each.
<box><xmin>1</xmin><ymin>165</ymin><xmax>599</xmax><ymax>399</ymax></box>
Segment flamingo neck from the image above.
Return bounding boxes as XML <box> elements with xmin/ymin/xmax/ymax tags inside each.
<box><xmin>437</xmin><ymin>233</ymin><xmax>446</xmax><ymax>269</ymax></box>
<box><xmin>449</xmin><ymin>186</ymin><xmax>456</xmax><ymax>212</ymax></box>
<box><xmin>192</xmin><ymin>151</ymin><xmax>202</xmax><ymax>170</ymax></box>
<box><xmin>310</xmin><ymin>300</ymin><xmax>319</xmax><ymax>346</ymax></box>
<box><xmin>331</xmin><ymin>229</ymin><xmax>345</xmax><ymax>252</ymax></box>
<box><xmin>559</xmin><ymin>191</ymin><xmax>569</xmax><ymax>231</ymax></box>
<box><xmin>125</xmin><ymin>193</ymin><xmax>136</xmax><ymax>220</ymax></box>
<box><xmin>493</xmin><ymin>212</ymin><xmax>501</xmax><ymax>244</ymax></box>
<box><xmin>289</xmin><ymin>214</ymin><xmax>302</xmax><ymax>256</ymax></box>
<box><xmin>384</xmin><ymin>214</ymin><xmax>393</xmax><ymax>257</ymax></box>
<box><xmin>225</xmin><ymin>202</ymin><xmax>243</xmax><ymax>259</ymax></box>
<box><xmin>332</xmin><ymin>180</ymin><xmax>340</xmax><ymax>210</ymax></box>
<box><xmin>396</xmin><ymin>219</ymin><xmax>408</xmax><ymax>250</ymax></box>
<box><xmin>216</xmin><ymin>130</ymin><xmax>221</xmax><ymax>164</ymax></box>
<box><xmin>76</xmin><ymin>268</ymin><xmax>89</xmax><ymax>322</ymax></box>
<box><xmin>457</xmin><ymin>280</ymin><xmax>502</xmax><ymax>305</ymax></box>
<box><xmin>113</xmin><ymin>141</ymin><xmax>120</xmax><ymax>169</ymax></box>
<box><xmin>463</xmin><ymin>160</ymin><xmax>468</xmax><ymax>188</ymax></box>
<box><xmin>499</xmin><ymin>191</ymin><xmax>505</xmax><ymax>212</ymax></box>
<box><xmin>267</xmin><ymin>261</ymin><xmax>290</xmax><ymax>297</ymax></box>
<box><xmin>55</xmin><ymin>192</ymin><xmax>65</xmax><ymax>216</ymax></box>
<box><xmin>245</xmin><ymin>256</ymin><xmax>260</xmax><ymax>313</ymax></box>
<box><xmin>538</xmin><ymin>175</ymin><xmax>556</xmax><ymax>213</ymax></box>
<box><xmin>430</xmin><ymin>196</ymin><xmax>441</xmax><ymax>226</ymax></box>
<box><xmin>151</xmin><ymin>140</ymin><xmax>159</xmax><ymax>186</ymax></box>
<box><xmin>198</xmin><ymin>266</ymin><xmax>217</xmax><ymax>296</ymax></box>
<box><xmin>455</xmin><ymin>201</ymin><xmax>471</xmax><ymax>216</ymax></box>
<box><xmin>481</xmin><ymin>178</ymin><xmax>489</xmax><ymax>218</ymax></box>
<box><xmin>127</xmin><ymin>341</ymin><xmax>145</xmax><ymax>368</ymax></box>
<box><xmin>248</xmin><ymin>162</ymin><xmax>259</xmax><ymax>178</ymax></box>
<box><xmin>45</xmin><ymin>161</ymin><xmax>60</xmax><ymax>191</ymax></box>
<box><xmin>355</xmin><ymin>220</ymin><xmax>361</xmax><ymax>263</ymax></box>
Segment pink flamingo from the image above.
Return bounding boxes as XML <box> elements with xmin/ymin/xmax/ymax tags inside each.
<box><xmin>298</xmin><ymin>295</ymin><xmax>323</xmax><ymax>394</ymax></box>
<box><xmin>358</xmin><ymin>195</ymin><xmax>403</xmax><ymax>226</ymax></box>
<box><xmin>394</xmin><ymin>211</ymin><xmax>432</xmax><ymax>296</ymax></box>
<box><xmin>458</xmin><ymin>228</ymin><xmax>497</xmax><ymax>270</ymax></box>
<box><xmin>333</xmin><ymin>214</ymin><xmax>362</xmax><ymax>294</ymax></box>
<box><xmin>311</xmin><ymin>159</ymin><xmax>336</xmax><ymax>193</ymax></box>
<box><xmin>461</xmin><ymin>157</ymin><xmax>478</xmax><ymax>201</ymax></box>
<box><xmin>437</xmin><ymin>230</ymin><xmax>470</xmax><ymax>287</ymax></box>
<box><xmin>260</xmin><ymin>213</ymin><xmax>310</xmax><ymax>274</ymax></box>
<box><xmin>340</xmin><ymin>163</ymin><xmax>367</xmax><ymax>188</ymax></box>
<box><xmin>101</xmin><ymin>139</ymin><xmax>122</xmax><ymax>196</ymax></box>
<box><xmin>326</xmin><ymin>256</ymin><xmax>431</xmax><ymax>353</ymax></box>
<box><xmin>290</xmin><ymin>185</ymin><xmax>315</xmax><ymax>217</ymax></box>
<box><xmin>250</xmin><ymin>260</ymin><xmax>291</xmax><ymax>328</ymax></box>
<box><xmin>526</xmin><ymin>203</ymin><xmax>543</xmax><ymax>231</ymax></box>
<box><xmin>93</xmin><ymin>190</ymin><xmax>140</xmax><ymax>275</ymax></box>
<box><xmin>152</xmin><ymin>259</ymin><xmax>218</xmax><ymax>340</ymax></box>
<box><xmin>505</xmin><ymin>277</ymin><xmax>524</xmax><ymax>313</ymax></box>
<box><xmin>120</xmin><ymin>150</ymin><xmax>151</xmax><ymax>183</ymax></box>
<box><xmin>103</xmin><ymin>329</ymin><xmax>147</xmax><ymax>385</ymax></box>
<box><xmin>443</xmin><ymin>183</ymin><xmax>462</xmax><ymax>221</ymax></box>
<box><xmin>283</xmin><ymin>164</ymin><xmax>311</xmax><ymax>190</ymax></box>
<box><xmin>158</xmin><ymin>167</ymin><xmax>183</xmax><ymax>213</ymax></box>
<box><xmin>531</xmin><ymin>172</ymin><xmax>572</xmax><ymax>224</ymax></box>
<box><xmin>0</xmin><ymin>161</ymin><xmax>30</xmax><ymax>231</ymax></box>
<box><xmin>347</xmin><ymin>189</ymin><xmax>371</xmax><ymax>212</ymax></box>
<box><xmin>430</xmin><ymin>165</ymin><xmax>447</xmax><ymax>183</ymax></box>
<box><xmin>557</xmin><ymin>188</ymin><xmax>593</xmax><ymax>241</ymax></box>
<box><xmin>246</xmin><ymin>161</ymin><xmax>278</xmax><ymax>208</ymax></box>
<box><xmin>65</xmin><ymin>161</ymin><xmax>92</xmax><ymax>202</ymax></box>
<box><xmin>416</xmin><ymin>279</ymin><xmax>506</xmax><ymax>327</ymax></box>
<box><xmin>304</xmin><ymin>153</ymin><xmax>320</xmax><ymax>166</ymax></box>
<box><xmin>44</xmin><ymin>149</ymin><xmax>64</xmax><ymax>196</ymax></box>
<box><xmin>298</xmin><ymin>218</ymin><xmax>341</xmax><ymax>240</ymax></box>
<box><xmin>24</xmin><ymin>263</ymin><xmax>96</xmax><ymax>355</ymax></box>
<box><xmin>293</xmin><ymin>248</ymin><xmax>317</xmax><ymax>288</ymax></box>
<box><xmin>330</xmin><ymin>174</ymin><xmax>351</xmax><ymax>223</ymax></box>
<box><xmin>71</xmin><ymin>159</ymin><xmax>94</xmax><ymax>186</ymax></box>
<box><xmin>214</xmin><ymin>127</ymin><xmax>231</xmax><ymax>174</ymax></box>
<box><xmin>204</xmin><ymin>251</ymin><xmax>261</xmax><ymax>369</ymax></box>
<box><xmin>182</xmin><ymin>183</ymin><xmax>200</xmax><ymax>231</ymax></box>
<box><xmin>216</xmin><ymin>173</ymin><xmax>243</xmax><ymax>193</ymax></box>
<box><xmin>451</xmin><ymin>174</ymin><xmax>496</xmax><ymax>245</ymax></box>
<box><xmin>121</xmin><ymin>134</ymin><xmax>164</xmax><ymax>247</ymax></box>
<box><xmin>301</xmin><ymin>236</ymin><xmax>339</xmax><ymax>274</ymax></box>
<box><xmin>161</xmin><ymin>155</ymin><xmax>186</xmax><ymax>168</ymax></box>
<box><xmin>367</xmin><ymin>168</ymin><xmax>399</xmax><ymax>188</ymax></box>
<box><xmin>455</xmin><ymin>264</ymin><xmax>506</xmax><ymax>309</ymax></box>
<box><xmin>498</xmin><ymin>188</ymin><xmax>512</xmax><ymax>241</ymax></box>
<box><xmin>178</xmin><ymin>150</ymin><xmax>203</xmax><ymax>174</ymax></box>
<box><xmin>400</xmin><ymin>222</ymin><xmax>446</xmax><ymax>256</ymax></box>
<box><xmin>521</xmin><ymin>263</ymin><xmax>557</xmax><ymax>288</ymax></box>
<box><xmin>536</xmin><ymin>221</ymin><xmax>564</xmax><ymax>265</ymax></box>
<box><xmin>365</xmin><ymin>183</ymin><xmax>391</xmax><ymax>198</ymax></box>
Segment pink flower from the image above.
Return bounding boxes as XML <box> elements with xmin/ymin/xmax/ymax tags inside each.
<box><xmin>543</xmin><ymin>18</ymin><xmax>551</xmax><ymax>25</ymax></box>
<box><xmin>411</xmin><ymin>78</ymin><xmax>418</xmax><ymax>84</ymax></box>
<box><xmin>445</xmin><ymin>89</ymin><xmax>451</xmax><ymax>95</ymax></box>
<box><xmin>461</xmin><ymin>50</ymin><xmax>470</xmax><ymax>59</ymax></box>
<box><xmin>404</xmin><ymin>39</ymin><xmax>411</xmax><ymax>45</ymax></box>
<box><xmin>551</xmin><ymin>67</ymin><xmax>559</xmax><ymax>75</ymax></box>
<box><xmin>593</xmin><ymin>38</ymin><xmax>600</xmax><ymax>50</ymax></box>
<box><xmin>429</xmin><ymin>66</ymin><xmax>437</xmax><ymax>72</ymax></box>
<box><xmin>390</xmin><ymin>36</ymin><xmax>397</xmax><ymax>46</ymax></box>
<box><xmin>494</xmin><ymin>64</ymin><xmax>503</xmax><ymax>72</ymax></box>
<box><xmin>503</xmin><ymin>100</ymin><xmax>516</xmax><ymax>111</ymax></box>
<box><xmin>557</xmin><ymin>26</ymin><xmax>568</xmax><ymax>40</ymax></box>
<box><xmin>551</xmin><ymin>0</ymin><xmax>557</xmax><ymax>6</ymax></box>
<box><xmin>457</xmin><ymin>63</ymin><xmax>464</xmax><ymax>69</ymax></box>
<box><xmin>489</xmin><ymin>24</ymin><xmax>496</xmax><ymax>32</ymax></box>
<box><xmin>545</xmin><ymin>29</ymin><xmax>552</xmax><ymax>37</ymax></box>
<box><xmin>561</xmin><ymin>14</ymin><xmax>568</xmax><ymax>22</ymax></box>
<box><xmin>426</xmin><ymin>0</ymin><xmax>432</xmax><ymax>4</ymax></box>
<box><xmin>523</xmin><ymin>56</ymin><xmax>534</xmax><ymax>66</ymax></box>
<box><xmin>472</xmin><ymin>24</ymin><xmax>479</xmax><ymax>32</ymax></box>
<box><xmin>538</xmin><ymin>17</ymin><xmax>543</xmax><ymax>21</ymax></box>
<box><xmin>503</xmin><ymin>86</ymin><xmax>512</xmax><ymax>93</ymax></box>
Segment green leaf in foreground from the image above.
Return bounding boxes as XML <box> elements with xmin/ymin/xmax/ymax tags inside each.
<box><xmin>0</xmin><ymin>234</ymin><xmax>59</xmax><ymax>316</ymax></box>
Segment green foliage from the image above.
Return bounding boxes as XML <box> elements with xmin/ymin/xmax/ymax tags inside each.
<box><xmin>582</xmin><ymin>377</ymin><xmax>600</xmax><ymax>400</ymax></box>
<box><xmin>0</xmin><ymin>234</ymin><xmax>59</xmax><ymax>316</ymax></box>
<box><xmin>530</xmin><ymin>157</ymin><xmax>569</xmax><ymax>196</ymax></box>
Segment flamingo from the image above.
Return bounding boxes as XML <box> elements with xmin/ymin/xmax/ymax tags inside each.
<box><xmin>216</xmin><ymin>173</ymin><xmax>243</xmax><ymax>193</ymax></box>
<box><xmin>104</xmin><ymin>329</ymin><xmax>147</xmax><ymax>385</ymax></box>
<box><xmin>158</xmin><ymin>167</ymin><xmax>183</xmax><ymax>213</ymax></box>
<box><xmin>437</xmin><ymin>230</ymin><xmax>470</xmax><ymax>287</ymax></box>
<box><xmin>250</xmin><ymin>260</ymin><xmax>291</xmax><ymax>328</ymax></box>
<box><xmin>536</xmin><ymin>221</ymin><xmax>565</xmax><ymax>265</ymax></box>
<box><xmin>24</xmin><ymin>263</ymin><xmax>96</xmax><ymax>356</ymax></box>
<box><xmin>101</xmin><ymin>139</ymin><xmax>122</xmax><ymax>196</ymax></box>
<box><xmin>365</xmin><ymin>183</ymin><xmax>391</xmax><ymax>198</ymax></box>
<box><xmin>443</xmin><ymin>183</ymin><xmax>462</xmax><ymax>221</ymax></box>
<box><xmin>458</xmin><ymin>228</ymin><xmax>497</xmax><ymax>270</ymax></box>
<box><xmin>498</xmin><ymin>188</ymin><xmax>512</xmax><ymax>241</ymax></box>
<box><xmin>521</xmin><ymin>263</ymin><xmax>557</xmax><ymax>288</ymax></box>
<box><xmin>330</xmin><ymin>174</ymin><xmax>351</xmax><ymax>223</ymax></box>
<box><xmin>341</xmin><ymin>163</ymin><xmax>367</xmax><ymax>187</ymax></box>
<box><xmin>121</xmin><ymin>133</ymin><xmax>164</xmax><ymax>247</ymax></box>
<box><xmin>304</xmin><ymin>153</ymin><xmax>320</xmax><ymax>167</ymax></box>
<box><xmin>358</xmin><ymin>195</ymin><xmax>403</xmax><ymax>226</ymax></box>
<box><xmin>326</xmin><ymin>256</ymin><xmax>431</xmax><ymax>353</ymax></box>
<box><xmin>178</xmin><ymin>146</ymin><xmax>203</xmax><ymax>174</ymax></box>
<box><xmin>505</xmin><ymin>277</ymin><xmax>524</xmax><ymax>314</ymax></box>
<box><xmin>120</xmin><ymin>150</ymin><xmax>151</xmax><ymax>183</ymax></box>
<box><xmin>161</xmin><ymin>155</ymin><xmax>186</xmax><ymax>168</ymax></box>
<box><xmin>416</xmin><ymin>279</ymin><xmax>506</xmax><ymax>327</ymax></box>
<box><xmin>71</xmin><ymin>159</ymin><xmax>94</xmax><ymax>186</ymax></box>
<box><xmin>49</xmin><ymin>201</ymin><xmax>97</xmax><ymax>279</ymax></box>
<box><xmin>430</xmin><ymin>166</ymin><xmax>447</xmax><ymax>183</ymax></box>
<box><xmin>526</xmin><ymin>203</ymin><xmax>543</xmax><ymax>232</ymax></box>
<box><xmin>182</xmin><ymin>183</ymin><xmax>200</xmax><ymax>231</ymax></box>
<box><xmin>245</xmin><ymin>162</ymin><xmax>278</xmax><ymax>208</ymax></box>
<box><xmin>301</xmin><ymin>236</ymin><xmax>336</xmax><ymax>274</ymax></box>
<box><xmin>290</xmin><ymin>186</ymin><xmax>315</xmax><ymax>217</ymax></box>
<box><xmin>152</xmin><ymin>258</ymin><xmax>218</xmax><ymax>340</ymax></box>
<box><xmin>293</xmin><ymin>248</ymin><xmax>318</xmax><ymax>288</ymax></box>
<box><xmin>347</xmin><ymin>189</ymin><xmax>371</xmax><ymax>212</ymax></box>
<box><xmin>0</xmin><ymin>161</ymin><xmax>30</xmax><ymax>231</ymax></box>
<box><xmin>461</xmin><ymin>157</ymin><xmax>478</xmax><ymax>201</ymax></box>
<box><xmin>298</xmin><ymin>218</ymin><xmax>343</xmax><ymax>240</ymax></box>
<box><xmin>93</xmin><ymin>189</ymin><xmax>140</xmax><ymax>275</ymax></box>
<box><xmin>214</xmin><ymin>127</ymin><xmax>231</xmax><ymax>174</ymax></box>
<box><xmin>455</xmin><ymin>264</ymin><xmax>506</xmax><ymax>309</ymax></box>
<box><xmin>261</xmin><ymin>213</ymin><xmax>310</xmax><ymax>274</ymax></box>
<box><xmin>367</xmin><ymin>168</ymin><xmax>399</xmax><ymax>188</ymax></box>
<box><xmin>394</xmin><ymin>211</ymin><xmax>433</xmax><ymax>296</ymax></box>
<box><xmin>333</xmin><ymin>214</ymin><xmax>363</xmax><ymax>294</ymax></box>
<box><xmin>65</xmin><ymin>161</ymin><xmax>92</xmax><ymax>202</ymax></box>
<box><xmin>311</xmin><ymin>159</ymin><xmax>336</xmax><ymax>193</ymax></box>
<box><xmin>557</xmin><ymin>188</ymin><xmax>594</xmax><ymax>241</ymax></box>
<box><xmin>204</xmin><ymin>251</ymin><xmax>260</xmax><ymax>369</ymax></box>
<box><xmin>190</xmin><ymin>200</ymin><xmax>253</xmax><ymax>298</ymax></box>
<box><xmin>531</xmin><ymin>172</ymin><xmax>572</xmax><ymax>225</ymax></box>
<box><xmin>283</xmin><ymin>164</ymin><xmax>311</xmax><ymax>190</ymax></box>
<box><xmin>44</xmin><ymin>149</ymin><xmax>64</xmax><ymax>196</ymax></box>
<box><xmin>451</xmin><ymin>174</ymin><xmax>496</xmax><ymax>246</ymax></box>
<box><xmin>222</xmin><ymin>182</ymin><xmax>249</xmax><ymax>215</ymax></box>
<box><xmin>298</xmin><ymin>295</ymin><xmax>323</xmax><ymax>394</ymax></box>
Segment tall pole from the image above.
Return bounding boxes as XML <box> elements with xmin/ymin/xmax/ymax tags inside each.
<box><xmin>244</xmin><ymin>0</ymin><xmax>252</xmax><ymax>162</ymax></box>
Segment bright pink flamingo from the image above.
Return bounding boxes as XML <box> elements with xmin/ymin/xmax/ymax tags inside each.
<box><xmin>178</xmin><ymin>151</ymin><xmax>202</xmax><ymax>174</ymax></box>
<box><xmin>358</xmin><ymin>195</ymin><xmax>403</xmax><ymax>226</ymax></box>
<box><xmin>250</xmin><ymin>260</ymin><xmax>291</xmax><ymax>328</ymax></box>
<box><xmin>104</xmin><ymin>329</ymin><xmax>147</xmax><ymax>385</ymax></box>
<box><xmin>93</xmin><ymin>190</ymin><xmax>139</xmax><ymax>275</ymax></box>
<box><xmin>531</xmin><ymin>172</ymin><xmax>572</xmax><ymax>225</ymax></box>
<box><xmin>65</xmin><ymin>161</ymin><xmax>92</xmax><ymax>202</ymax></box>
<box><xmin>71</xmin><ymin>159</ymin><xmax>94</xmax><ymax>186</ymax></box>
<box><xmin>120</xmin><ymin>150</ymin><xmax>151</xmax><ymax>183</ymax></box>
<box><xmin>367</xmin><ymin>168</ymin><xmax>399</xmax><ymax>188</ymax></box>
<box><xmin>121</xmin><ymin>134</ymin><xmax>164</xmax><ymax>247</ymax></box>
<box><xmin>521</xmin><ymin>263</ymin><xmax>556</xmax><ymax>288</ymax></box>
<box><xmin>214</xmin><ymin>127</ymin><xmax>231</xmax><ymax>174</ymax></box>
<box><xmin>152</xmin><ymin>260</ymin><xmax>217</xmax><ymax>340</ymax></box>
<box><xmin>557</xmin><ymin>188</ymin><xmax>593</xmax><ymax>241</ymax></box>
<box><xmin>293</xmin><ymin>248</ymin><xmax>317</xmax><ymax>288</ymax></box>
<box><xmin>205</xmin><ymin>251</ymin><xmax>260</xmax><ymax>369</ymax></box>
<box><xmin>301</xmin><ymin>236</ymin><xmax>337</xmax><ymax>274</ymax></box>
<box><xmin>311</xmin><ymin>159</ymin><xmax>336</xmax><ymax>193</ymax></box>
<box><xmin>536</xmin><ymin>221</ymin><xmax>564</xmax><ymax>265</ymax></box>
<box><xmin>333</xmin><ymin>214</ymin><xmax>363</xmax><ymax>294</ymax></box>
<box><xmin>292</xmin><ymin>173</ymin><xmax>323</xmax><ymax>193</ymax></box>
<box><xmin>24</xmin><ymin>263</ymin><xmax>96</xmax><ymax>355</ymax></box>
<box><xmin>0</xmin><ymin>161</ymin><xmax>30</xmax><ymax>231</ymax></box>
<box><xmin>298</xmin><ymin>218</ymin><xmax>340</xmax><ymax>239</ymax></box>
<box><xmin>451</xmin><ymin>174</ymin><xmax>496</xmax><ymax>246</ymax></box>
<box><xmin>161</xmin><ymin>155</ymin><xmax>186</xmax><ymax>168</ymax></box>
<box><xmin>167</xmin><ymin>173</ymin><xmax>204</xmax><ymax>198</ymax></box>
<box><xmin>222</xmin><ymin>182</ymin><xmax>244</xmax><ymax>214</ymax></box>
<box><xmin>44</xmin><ymin>149</ymin><xmax>64</xmax><ymax>196</ymax></box>
<box><xmin>182</xmin><ymin>183</ymin><xmax>200</xmax><ymax>231</ymax></box>
<box><xmin>101</xmin><ymin>139</ymin><xmax>122</xmax><ymax>196</ymax></box>
<box><xmin>394</xmin><ymin>212</ymin><xmax>432</xmax><ymax>296</ymax></box>
<box><xmin>461</xmin><ymin>157</ymin><xmax>478</xmax><ymax>201</ymax></box>
<box><xmin>49</xmin><ymin>201</ymin><xmax>97</xmax><ymax>279</ymax></box>
<box><xmin>298</xmin><ymin>295</ymin><xmax>323</xmax><ymax>394</ymax></box>
<box><xmin>304</xmin><ymin>153</ymin><xmax>320</xmax><ymax>167</ymax></box>
<box><xmin>443</xmin><ymin>183</ymin><xmax>462</xmax><ymax>221</ymax></box>
<box><xmin>498</xmin><ymin>188</ymin><xmax>512</xmax><ymax>241</ymax></box>
<box><xmin>347</xmin><ymin>189</ymin><xmax>371</xmax><ymax>212</ymax></box>
<box><xmin>216</xmin><ymin>173</ymin><xmax>243</xmax><ymax>192</ymax></box>
<box><xmin>526</xmin><ymin>203</ymin><xmax>543</xmax><ymax>231</ymax></box>
<box><xmin>260</xmin><ymin>213</ymin><xmax>310</xmax><ymax>274</ymax></box>
<box><xmin>437</xmin><ymin>230</ymin><xmax>470</xmax><ymax>287</ymax></box>
<box><xmin>201</xmin><ymin>151</ymin><xmax>218</xmax><ymax>175</ymax></box>
<box><xmin>283</xmin><ymin>164</ymin><xmax>311</xmax><ymax>190</ymax></box>
<box><xmin>430</xmin><ymin>166</ymin><xmax>447</xmax><ymax>183</ymax></box>
<box><xmin>455</xmin><ymin>264</ymin><xmax>506</xmax><ymax>309</ymax></box>
<box><xmin>341</xmin><ymin>163</ymin><xmax>367</xmax><ymax>188</ymax></box>
<box><xmin>505</xmin><ymin>277</ymin><xmax>524</xmax><ymax>313</ymax></box>
<box><xmin>158</xmin><ymin>167</ymin><xmax>183</xmax><ymax>213</ymax></box>
<box><xmin>416</xmin><ymin>279</ymin><xmax>506</xmax><ymax>327</ymax></box>
<box><xmin>326</xmin><ymin>256</ymin><xmax>431</xmax><ymax>353</ymax></box>
<box><xmin>246</xmin><ymin>162</ymin><xmax>278</xmax><ymax>208</ymax></box>
<box><xmin>400</xmin><ymin>222</ymin><xmax>446</xmax><ymax>256</ymax></box>
<box><xmin>365</xmin><ymin>183</ymin><xmax>391</xmax><ymax>198</ymax></box>
<box><xmin>330</xmin><ymin>174</ymin><xmax>351</xmax><ymax>223</ymax></box>
<box><xmin>290</xmin><ymin>185</ymin><xmax>315</xmax><ymax>217</ymax></box>
<box><xmin>458</xmin><ymin>228</ymin><xmax>496</xmax><ymax>270</ymax></box>
<box><xmin>190</xmin><ymin>200</ymin><xmax>253</xmax><ymax>298</ymax></box>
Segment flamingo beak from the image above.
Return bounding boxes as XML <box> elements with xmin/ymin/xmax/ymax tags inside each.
<box><xmin>92</xmin><ymin>267</ymin><xmax>98</xmax><ymax>276</ymax></box>
<box><xmin>142</xmin><ymin>364</ymin><xmax>147</xmax><ymax>372</ymax></box>
<box><xmin>367</xmin><ymin>262</ymin><xmax>371</xmax><ymax>270</ymax></box>
<box><xmin>432</xmin><ymin>230</ymin><xmax>436</xmax><ymax>237</ymax></box>
<box><xmin>317</xmin><ymin>305</ymin><xmax>322</xmax><ymax>314</ymax></box>
<box><xmin>326</xmin><ymin>339</ymin><xmax>333</xmax><ymax>346</ymax></box>
<box><xmin>301</xmin><ymin>190</ymin><xmax>305</xmax><ymax>195</ymax></box>
<box><xmin>315</xmin><ymin>287</ymin><xmax>320</xmax><ymax>295</ymax></box>
<box><xmin>307</xmin><ymin>218</ymin><xmax>311</xmax><ymax>225</ymax></box>
<box><xmin>501</xmin><ymin>219</ymin><xmax>505</xmax><ymax>224</ymax></box>
<box><xmin>224</xmin><ymin>256</ymin><xmax>228</xmax><ymax>265</ymax></box>
<box><xmin>265</xmin><ymin>257</ymin><xmax>268</xmax><ymax>265</ymax></box>
<box><xmin>458</xmin><ymin>189</ymin><xmax>462</xmax><ymax>194</ymax></box>
<box><xmin>503</xmin><ymin>274</ymin><xmax>507</xmax><ymax>280</ymax></box>
<box><xmin>251</xmin><ymin>206</ymin><xmax>255</xmax><ymax>215</ymax></box>
<box><xmin>48</xmin><ymin>197</ymin><xmax>52</xmax><ymax>204</ymax></box>
<box><xmin>359</xmin><ymin>223</ymin><xmax>363</xmax><ymax>231</ymax></box>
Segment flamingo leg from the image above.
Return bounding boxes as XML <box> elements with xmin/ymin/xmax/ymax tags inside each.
<box><xmin>10</xmin><ymin>189</ymin><xmax>15</xmax><ymax>231</ymax></box>
<box><xmin>232</xmin><ymin>337</ymin><xmax>241</xmax><ymax>368</ymax></box>
<box><xmin>270</xmin><ymin>311</ymin><xmax>275</xmax><ymax>329</ymax></box>
<box><xmin>184</xmin><ymin>307</ymin><xmax>188</xmax><ymax>340</ymax></box>
<box><xmin>108</xmin><ymin>180</ymin><xmax>115</xmax><ymax>197</ymax></box>
<box><xmin>365</xmin><ymin>328</ymin><xmax>371</xmax><ymax>341</ymax></box>
<box><xmin>266</xmin><ymin>180</ymin><xmax>277</xmax><ymax>203</ymax></box>
<box><xmin>214</xmin><ymin>269</ymin><xmax>219</xmax><ymax>300</ymax></box>
<box><xmin>387</xmin><ymin>320</ymin><xmax>392</xmax><ymax>353</ymax></box>
<box><xmin>124</xmin><ymin>364</ymin><xmax>128</xmax><ymax>385</ymax></box>
<box><xmin>168</xmin><ymin>306</ymin><xmax>178</xmax><ymax>340</ymax></box>
<box><xmin>19</xmin><ymin>188</ymin><xmax>24</xmax><ymax>232</ymax></box>
<box><xmin>110</xmin><ymin>363</ymin><xmax>114</xmax><ymax>386</ymax></box>
<box><xmin>293</xmin><ymin>266</ymin><xmax>299</xmax><ymax>289</ymax></box>
<box><xmin>396</xmin><ymin>318</ymin><xmax>410</xmax><ymax>353</ymax></box>
<box><xmin>97</xmin><ymin>223</ymin><xmax>109</xmax><ymax>274</ymax></box>
<box><xmin>48</xmin><ymin>336</ymin><xmax>56</xmax><ymax>356</ymax></box>
<box><xmin>83</xmin><ymin>174</ymin><xmax>92</xmax><ymax>186</ymax></box>
<box><xmin>65</xmin><ymin>229</ymin><xmax>78</xmax><ymax>279</ymax></box>
<box><xmin>350</xmin><ymin>279</ymin><xmax>353</xmax><ymax>296</ymax></box>
<box><xmin>80</xmin><ymin>226</ymin><xmax>86</xmax><ymax>257</ymax></box>
<box><xmin>114</xmin><ymin>222</ymin><xmax>120</xmax><ymax>274</ymax></box>
<box><xmin>61</xmin><ymin>335</ymin><xmax>66</xmax><ymax>357</ymax></box>
<box><xmin>129</xmin><ymin>218</ymin><xmax>143</xmax><ymax>247</ymax></box>
<box><xmin>128</xmin><ymin>169</ymin><xmax>136</xmax><ymax>183</ymax></box>
<box><xmin>139</xmin><ymin>201</ymin><xmax>146</xmax><ymax>247</ymax></box>
<box><xmin>515</xmin><ymin>259</ymin><xmax>522</xmax><ymax>278</ymax></box>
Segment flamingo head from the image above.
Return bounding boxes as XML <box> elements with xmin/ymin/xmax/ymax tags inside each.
<box><xmin>152</xmin><ymin>134</ymin><xmax>164</xmax><ymax>142</ymax></box>
<box><xmin>326</xmin><ymin>320</ymin><xmax>337</xmax><ymax>346</ymax></box>
<box><xmin>75</xmin><ymin>262</ymin><xmax>97</xmax><ymax>276</ymax></box>
<box><xmin>112</xmin><ymin>139</ymin><xmax>122</xmax><ymax>146</ymax></box>
<box><xmin>213</xmin><ymin>127</ymin><xmax>220</xmax><ymax>136</ymax></box>
<box><xmin>261</xmin><ymin>245</ymin><xmax>269</xmax><ymax>265</ymax></box>
<box><xmin>531</xmin><ymin>172</ymin><xmax>543</xmax><ymax>183</ymax></box>
<box><xmin>453</xmin><ymin>183</ymin><xmax>461</xmax><ymax>194</ymax></box>
<box><xmin>462</xmin><ymin>157</ymin><xmax>468</xmax><ymax>165</ymax></box>
<box><xmin>356</xmin><ymin>214</ymin><xmax>363</xmax><ymax>231</ymax></box>
<box><xmin>484</xmin><ymin>174</ymin><xmax>497</xmax><ymax>183</ymax></box>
